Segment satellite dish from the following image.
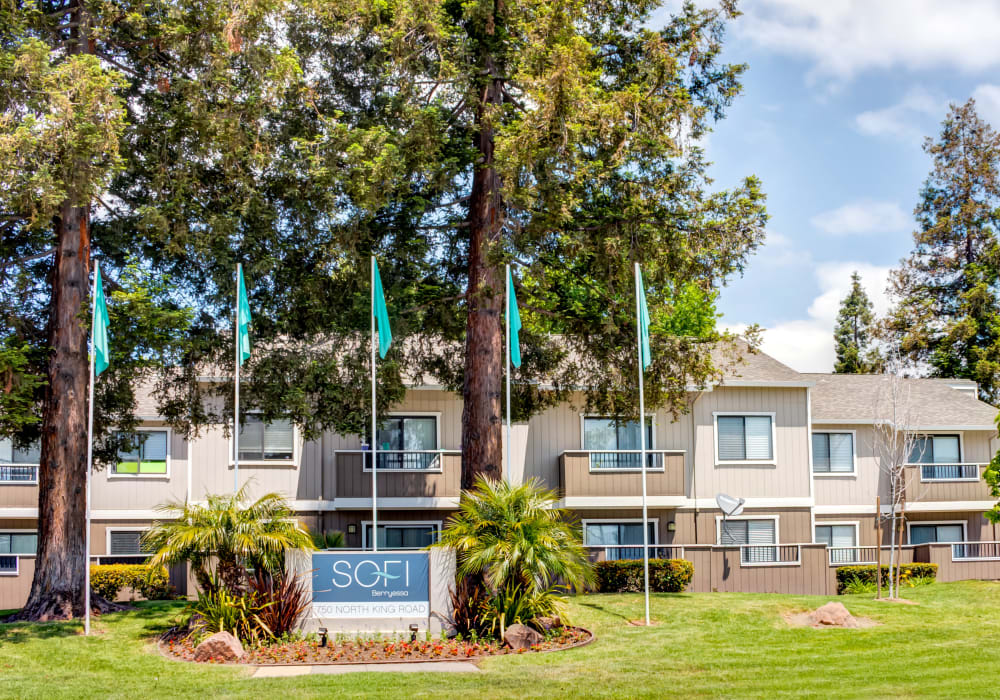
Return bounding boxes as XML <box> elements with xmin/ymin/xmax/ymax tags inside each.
<box><xmin>716</xmin><ymin>493</ymin><xmax>745</xmax><ymax>518</ymax></box>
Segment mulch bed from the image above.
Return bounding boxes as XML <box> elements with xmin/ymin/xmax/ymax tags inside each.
<box><xmin>160</xmin><ymin>627</ymin><xmax>593</xmax><ymax>665</ymax></box>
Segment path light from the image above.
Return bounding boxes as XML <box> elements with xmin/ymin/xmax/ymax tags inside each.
<box><xmin>318</xmin><ymin>627</ymin><xmax>328</xmax><ymax>647</ymax></box>
<box><xmin>409</xmin><ymin>624</ymin><xmax>419</xmax><ymax>642</ymax></box>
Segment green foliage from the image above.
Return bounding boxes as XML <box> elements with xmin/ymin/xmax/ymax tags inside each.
<box><xmin>592</xmin><ymin>559</ymin><xmax>694</xmax><ymax>594</ymax></box>
<box><xmin>479</xmin><ymin>583</ymin><xmax>565</xmax><ymax>640</ymax></box>
<box><xmin>887</xmin><ymin>98</ymin><xmax>1000</xmax><ymax>401</ymax></box>
<box><xmin>90</xmin><ymin>564</ymin><xmax>171</xmax><ymax>601</ymax></box>
<box><xmin>143</xmin><ymin>485</ymin><xmax>315</xmax><ymax>594</ymax></box>
<box><xmin>907</xmin><ymin>575</ymin><xmax>936</xmax><ymax>588</ymax></box>
<box><xmin>247</xmin><ymin>570</ymin><xmax>311</xmax><ymax>639</ymax></box>
<box><xmin>188</xmin><ymin>586</ymin><xmax>271</xmax><ymax>646</ymax></box>
<box><xmin>834</xmin><ymin>271</ymin><xmax>882</xmax><ymax>373</ymax></box>
<box><xmin>841</xmin><ymin>576</ymin><xmax>876</xmax><ymax>595</ymax></box>
<box><xmin>835</xmin><ymin>564</ymin><xmax>938</xmax><ymax>594</ymax></box>
<box><xmin>311</xmin><ymin>530</ymin><xmax>346</xmax><ymax>549</ymax></box>
<box><xmin>0</xmin><ymin>339</ymin><xmax>45</xmax><ymax>440</ymax></box>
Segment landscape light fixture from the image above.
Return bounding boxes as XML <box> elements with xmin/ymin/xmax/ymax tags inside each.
<box><xmin>409</xmin><ymin>624</ymin><xmax>419</xmax><ymax>642</ymax></box>
<box><xmin>318</xmin><ymin>627</ymin><xmax>328</xmax><ymax>647</ymax></box>
<box><xmin>347</xmin><ymin>524</ymin><xmax>357</xmax><ymax>535</ymax></box>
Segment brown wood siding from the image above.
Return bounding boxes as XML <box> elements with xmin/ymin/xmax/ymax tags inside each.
<box><xmin>685</xmin><ymin>544</ymin><xmax>834</xmax><ymax>595</ymax></box>
<box><xmin>322</xmin><ymin>510</ymin><xmax>456</xmax><ymax>549</ymax></box>
<box><xmin>334</xmin><ymin>453</ymin><xmax>461</xmax><ymax>500</ymax></box>
<box><xmin>671</xmin><ymin>508</ymin><xmax>813</xmax><ymax>545</ymax></box>
<box><xmin>915</xmin><ymin>542</ymin><xmax>1000</xmax><ymax>581</ymax></box>
<box><xmin>0</xmin><ymin>483</ymin><xmax>38</xmax><ymax>508</ymax></box>
<box><xmin>903</xmin><ymin>464</ymin><xmax>993</xmax><ymax>502</ymax></box>
<box><xmin>559</xmin><ymin>453</ymin><xmax>684</xmax><ymax>498</ymax></box>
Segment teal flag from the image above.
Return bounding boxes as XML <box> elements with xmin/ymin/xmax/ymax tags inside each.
<box><xmin>92</xmin><ymin>265</ymin><xmax>110</xmax><ymax>376</ymax></box>
<box><xmin>373</xmin><ymin>259</ymin><xmax>392</xmax><ymax>358</ymax></box>
<box><xmin>237</xmin><ymin>265</ymin><xmax>252</xmax><ymax>365</ymax></box>
<box><xmin>508</xmin><ymin>273</ymin><xmax>522</xmax><ymax>368</ymax></box>
<box><xmin>636</xmin><ymin>266</ymin><xmax>651</xmax><ymax>370</ymax></box>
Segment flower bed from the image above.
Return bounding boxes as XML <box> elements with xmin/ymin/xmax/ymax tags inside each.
<box><xmin>162</xmin><ymin>627</ymin><xmax>593</xmax><ymax>665</ymax></box>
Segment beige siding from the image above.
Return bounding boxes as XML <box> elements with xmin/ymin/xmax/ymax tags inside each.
<box><xmin>691</xmin><ymin>387</ymin><xmax>810</xmax><ymax>500</ymax></box>
<box><xmin>559</xmin><ymin>453</ymin><xmax>684</xmax><ymax>498</ymax></box>
<box><xmin>92</xmin><ymin>426</ymin><xmax>187</xmax><ymax>510</ymax></box>
<box><xmin>671</xmin><ymin>507</ymin><xmax>812</xmax><ymax>546</ymax></box>
<box><xmin>685</xmin><ymin>544</ymin><xmax>834</xmax><ymax>595</ymax></box>
<box><xmin>0</xmin><ymin>483</ymin><xmax>38</xmax><ymax>508</ymax></box>
<box><xmin>335</xmin><ymin>453</ymin><xmax>460</xmax><ymax>499</ymax></box>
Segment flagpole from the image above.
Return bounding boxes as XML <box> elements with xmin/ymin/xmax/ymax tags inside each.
<box><xmin>234</xmin><ymin>263</ymin><xmax>241</xmax><ymax>494</ymax></box>
<box><xmin>84</xmin><ymin>263</ymin><xmax>98</xmax><ymax>636</ymax></box>
<box><xmin>505</xmin><ymin>264</ymin><xmax>511</xmax><ymax>484</ymax></box>
<box><xmin>371</xmin><ymin>255</ymin><xmax>378</xmax><ymax>553</ymax></box>
<box><xmin>635</xmin><ymin>262</ymin><xmax>650</xmax><ymax>626</ymax></box>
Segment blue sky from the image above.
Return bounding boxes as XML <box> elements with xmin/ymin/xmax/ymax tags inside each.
<box><xmin>653</xmin><ymin>1</ymin><xmax>1000</xmax><ymax>371</ymax></box>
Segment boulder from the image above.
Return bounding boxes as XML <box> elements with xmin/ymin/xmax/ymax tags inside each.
<box><xmin>504</xmin><ymin>623</ymin><xmax>544</xmax><ymax>650</ymax></box>
<box><xmin>808</xmin><ymin>602</ymin><xmax>858</xmax><ymax>628</ymax></box>
<box><xmin>533</xmin><ymin>616</ymin><xmax>562</xmax><ymax>631</ymax></box>
<box><xmin>193</xmin><ymin>631</ymin><xmax>245</xmax><ymax>662</ymax></box>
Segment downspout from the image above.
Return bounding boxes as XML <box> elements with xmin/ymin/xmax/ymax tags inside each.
<box><xmin>690</xmin><ymin>391</ymin><xmax>703</xmax><ymax>543</ymax></box>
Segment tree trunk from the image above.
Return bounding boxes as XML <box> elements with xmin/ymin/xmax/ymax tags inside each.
<box><xmin>11</xmin><ymin>204</ymin><xmax>92</xmax><ymax>621</ymax></box>
<box><xmin>460</xmin><ymin>51</ymin><xmax>505</xmax><ymax>490</ymax></box>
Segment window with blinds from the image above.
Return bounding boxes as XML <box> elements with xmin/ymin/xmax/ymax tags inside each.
<box><xmin>0</xmin><ymin>532</ymin><xmax>37</xmax><ymax>554</ymax></box>
<box><xmin>814</xmin><ymin>524</ymin><xmax>856</xmax><ymax>548</ymax></box>
<box><xmin>109</xmin><ymin>530</ymin><xmax>151</xmax><ymax>555</ymax></box>
<box><xmin>114</xmin><ymin>431</ymin><xmax>168</xmax><ymax>475</ymax></box>
<box><xmin>717</xmin><ymin>415</ymin><xmax>773</xmax><ymax>462</ymax></box>
<box><xmin>908</xmin><ymin>435</ymin><xmax>961</xmax><ymax>464</ymax></box>
<box><xmin>812</xmin><ymin>433</ymin><xmax>854</xmax><ymax>473</ymax></box>
<box><xmin>239</xmin><ymin>417</ymin><xmax>294</xmax><ymax>461</ymax></box>
<box><xmin>719</xmin><ymin>519</ymin><xmax>775</xmax><ymax>546</ymax></box>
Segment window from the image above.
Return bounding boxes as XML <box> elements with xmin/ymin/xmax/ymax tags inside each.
<box><xmin>910</xmin><ymin>523</ymin><xmax>965</xmax><ymax>545</ymax></box>
<box><xmin>719</xmin><ymin>519</ymin><xmax>776</xmax><ymax>546</ymax></box>
<box><xmin>812</xmin><ymin>433</ymin><xmax>854</xmax><ymax>473</ymax></box>
<box><xmin>815</xmin><ymin>525</ymin><xmax>856</xmax><ymax>548</ymax></box>
<box><xmin>363</xmin><ymin>523</ymin><xmax>439</xmax><ymax>549</ymax></box>
<box><xmin>372</xmin><ymin>416</ymin><xmax>438</xmax><ymax>469</ymax></box>
<box><xmin>583</xmin><ymin>417</ymin><xmax>654</xmax><ymax>469</ymax></box>
<box><xmin>114</xmin><ymin>430</ymin><xmax>168</xmax><ymax>475</ymax></box>
<box><xmin>716</xmin><ymin>415</ymin><xmax>773</xmax><ymax>462</ymax></box>
<box><xmin>0</xmin><ymin>438</ymin><xmax>40</xmax><ymax>465</ymax></box>
<box><xmin>108</xmin><ymin>530</ymin><xmax>152</xmax><ymax>556</ymax></box>
<box><xmin>909</xmin><ymin>435</ymin><xmax>961</xmax><ymax>464</ymax></box>
<box><xmin>238</xmin><ymin>417</ymin><xmax>294</xmax><ymax>462</ymax></box>
<box><xmin>0</xmin><ymin>532</ymin><xmax>37</xmax><ymax>554</ymax></box>
<box><xmin>583</xmin><ymin>521</ymin><xmax>656</xmax><ymax>561</ymax></box>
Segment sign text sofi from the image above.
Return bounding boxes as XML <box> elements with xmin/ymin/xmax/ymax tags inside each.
<box><xmin>311</xmin><ymin>552</ymin><xmax>430</xmax><ymax>619</ymax></box>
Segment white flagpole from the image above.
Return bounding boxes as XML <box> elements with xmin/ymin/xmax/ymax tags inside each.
<box><xmin>371</xmin><ymin>256</ymin><xmax>378</xmax><ymax>553</ymax></box>
<box><xmin>84</xmin><ymin>263</ymin><xmax>98</xmax><ymax>636</ymax></box>
<box><xmin>234</xmin><ymin>263</ymin><xmax>241</xmax><ymax>494</ymax></box>
<box><xmin>635</xmin><ymin>262</ymin><xmax>650</xmax><ymax>626</ymax></box>
<box><xmin>505</xmin><ymin>264</ymin><xmax>511</xmax><ymax>484</ymax></box>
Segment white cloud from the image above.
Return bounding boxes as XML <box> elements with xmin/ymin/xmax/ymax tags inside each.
<box><xmin>810</xmin><ymin>199</ymin><xmax>908</xmax><ymax>235</ymax></box>
<box><xmin>754</xmin><ymin>231</ymin><xmax>812</xmax><ymax>268</ymax></box>
<box><xmin>724</xmin><ymin>262</ymin><xmax>891</xmax><ymax>373</ymax></box>
<box><xmin>854</xmin><ymin>87</ymin><xmax>944</xmax><ymax>142</ymax></box>
<box><xmin>734</xmin><ymin>1</ymin><xmax>1000</xmax><ymax>82</ymax></box>
<box><xmin>972</xmin><ymin>84</ymin><xmax>1000</xmax><ymax>127</ymax></box>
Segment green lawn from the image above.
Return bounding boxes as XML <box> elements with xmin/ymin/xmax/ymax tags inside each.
<box><xmin>1</xmin><ymin>582</ymin><xmax>999</xmax><ymax>699</ymax></box>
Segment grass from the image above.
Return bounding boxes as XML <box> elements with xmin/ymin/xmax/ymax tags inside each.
<box><xmin>1</xmin><ymin>581</ymin><xmax>999</xmax><ymax>699</ymax></box>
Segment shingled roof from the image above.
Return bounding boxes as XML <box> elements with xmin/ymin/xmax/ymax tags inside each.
<box><xmin>713</xmin><ymin>339</ymin><xmax>810</xmax><ymax>385</ymax></box>
<box><xmin>804</xmin><ymin>373</ymin><xmax>998</xmax><ymax>429</ymax></box>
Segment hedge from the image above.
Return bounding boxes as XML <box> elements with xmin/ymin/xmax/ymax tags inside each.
<box><xmin>90</xmin><ymin>564</ymin><xmax>172</xmax><ymax>601</ymax></box>
<box><xmin>593</xmin><ymin>558</ymin><xmax>694</xmax><ymax>593</ymax></box>
<box><xmin>835</xmin><ymin>563</ymin><xmax>938</xmax><ymax>594</ymax></box>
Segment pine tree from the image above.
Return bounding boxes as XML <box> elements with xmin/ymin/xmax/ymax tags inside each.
<box><xmin>887</xmin><ymin>98</ymin><xmax>1000</xmax><ymax>401</ymax></box>
<box><xmin>834</xmin><ymin>272</ymin><xmax>881</xmax><ymax>374</ymax></box>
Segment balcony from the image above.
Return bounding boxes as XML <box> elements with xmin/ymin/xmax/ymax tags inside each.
<box><xmin>559</xmin><ymin>450</ymin><xmax>685</xmax><ymax>502</ymax></box>
<box><xmin>334</xmin><ymin>450</ymin><xmax>462</xmax><ymax>504</ymax></box>
<box><xmin>740</xmin><ymin>544</ymin><xmax>801</xmax><ymax>567</ymax></box>
<box><xmin>0</xmin><ymin>466</ymin><xmax>37</xmax><ymax>484</ymax></box>
<box><xmin>904</xmin><ymin>463</ymin><xmax>991</xmax><ymax>501</ymax></box>
<box><xmin>827</xmin><ymin>546</ymin><xmax>878</xmax><ymax>566</ymax></box>
<box><xmin>585</xmin><ymin>544</ymin><xmax>685</xmax><ymax>563</ymax></box>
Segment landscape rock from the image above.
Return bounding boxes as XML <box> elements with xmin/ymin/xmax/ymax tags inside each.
<box><xmin>808</xmin><ymin>602</ymin><xmax>858</xmax><ymax>628</ymax></box>
<box><xmin>193</xmin><ymin>631</ymin><xmax>245</xmax><ymax>662</ymax></box>
<box><xmin>504</xmin><ymin>623</ymin><xmax>544</xmax><ymax>650</ymax></box>
<box><xmin>534</xmin><ymin>616</ymin><xmax>562</xmax><ymax>631</ymax></box>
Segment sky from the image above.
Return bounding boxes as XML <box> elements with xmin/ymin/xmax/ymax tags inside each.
<box><xmin>650</xmin><ymin>0</ymin><xmax>1000</xmax><ymax>372</ymax></box>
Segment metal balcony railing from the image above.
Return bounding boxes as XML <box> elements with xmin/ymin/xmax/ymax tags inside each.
<box><xmin>740</xmin><ymin>544</ymin><xmax>801</xmax><ymax>566</ymax></box>
<box><xmin>587</xmin><ymin>451</ymin><xmax>665</xmax><ymax>471</ymax></box>
<box><xmin>585</xmin><ymin>545</ymin><xmax>684</xmax><ymax>562</ymax></box>
<box><xmin>827</xmin><ymin>546</ymin><xmax>878</xmax><ymax>566</ymax></box>
<box><xmin>917</xmin><ymin>463</ymin><xmax>980</xmax><ymax>481</ymax></box>
<box><xmin>0</xmin><ymin>465</ymin><xmax>38</xmax><ymax>483</ymax></box>
<box><xmin>952</xmin><ymin>541</ymin><xmax>1000</xmax><ymax>561</ymax></box>
<box><xmin>0</xmin><ymin>555</ymin><xmax>18</xmax><ymax>575</ymax></box>
<box><xmin>363</xmin><ymin>451</ymin><xmax>444</xmax><ymax>471</ymax></box>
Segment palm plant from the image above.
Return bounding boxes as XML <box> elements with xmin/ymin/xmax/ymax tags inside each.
<box><xmin>142</xmin><ymin>484</ymin><xmax>314</xmax><ymax>594</ymax></box>
<box><xmin>436</xmin><ymin>477</ymin><xmax>593</xmax><ymax>598</ymax></box>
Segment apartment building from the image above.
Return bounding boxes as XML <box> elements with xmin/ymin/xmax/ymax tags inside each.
<box><xmin>1</xmin><ymin>345</ymin><xmax>998</xmax><ymax>604</ymax></box>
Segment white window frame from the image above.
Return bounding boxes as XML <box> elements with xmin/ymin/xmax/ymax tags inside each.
<box><xmin>0</xmin><ymin>437</ymin><xmax>41</xmax><ymax>467</ymax></box>
<box><xmin>229</xmin><ymin>414</ymin><xmax>300</xmax><ymax>468</ymax></box>
<box><xmin>362</xmin><ymin>412</ymin><xmax>445</xmax><ymax>473</ymax></box>
<box><xmin>907</xmin><ymin>520</ymin><xmax>968</xmax><ymax>545</ymax></box>
<box><xmin>907</xmin><ymin>432</ymin><xmax>965</xmax><ymax>464</ymax></box>
<box><xmin>0</xmin><ymin>529</ymin><xmax>38</xmax><ymax>564</ymax></box>
<box><xmin>713</xmin><ymin>412</ymin><xmax>777</xmax><ymax>466</ymax></box>
<box><xmin>0</xmin><ymin>436</ymin><xmax>39</xmax><ymax>484</ymax></box>
<box><xmin>579</xmin><ymin>414</ymin><xmax>657</xmax><ymax>450</ymax></box>
<box><xmin>361</xmin><ymin>520</ymin><xmax>443</xmax><ymax>549</ymax></box>
<box><xmin>714</xmin><ymin>514</ymin><xmax>780</xmax><ymax>545</ymax></box>
<box><xmin>813</xmin><ymin>520</ymin><xmax>860</xmax><ymax>546</ymax></box>
<box><xmin>105</xmin><ymin>527</ymin><xmax>151</xmax><ymax>557</ymax></box>
<box><xmin>109</xmin><ymin>427</ymin><xmax>172</xmax><ymax>480</ymax></box>
<box><xmin>811</xmin><ymin>430</ymin><xmax>857</xmax><ymax>477</ymax></box>
<box><xmin>581</xmin><ymin>518</ymin><xmax>660</xmax><ymax>546</ymax></box>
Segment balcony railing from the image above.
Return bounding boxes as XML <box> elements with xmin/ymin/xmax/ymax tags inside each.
<box><xmin>587</xmin><ymin>451</ymin><xmax>665</xmax><ymax>471</ymax></box>
<box><xmin>0</xmin><ymin>555</ymin><xmax>18</xmax><ymax>575</ymax></box>
<box><xmin>91</xmin><ymin>554</ymin><xmax>151</xmax><ymax>566</ymax></box>
<box><xmin>585</xmin><ymin>544</ymin><xmax>684</xmax><ymax>562</ymax></box>
<box><xmin>916</xmin><ymin>463</ymin><xmax>980</xmax><ymax>481</ymax></box>
<box><xmin>362</xmin><ymin>450</ymin><xmax>446</xmax><ymax>472</ymax></box>
<box><xmin>827</xmin><ymin>546</ymin><xmax>878</xmax><ymax>566</ymax></box>
<box><xmin>952</xmin><ymin>541</ymin><xmax>1000</xmax><ymax>561</ymax></box>
<box><xmin>740</xmin><ymin>544</ymin><xmax>801</xmax><ymax>567</ymax></box>
<box><xmin>0</xmin><ymin>465</ymin><xmax>38</xmax><ymax>483</ymax></box>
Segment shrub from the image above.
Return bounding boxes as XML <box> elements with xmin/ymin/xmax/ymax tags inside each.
<box><xmin>478</xmin><ymin>583</ymin><xmax>566</xmax><ymax>638</ymax></box>
<box><xmin>841</xmin><ymin>575</ymin><xmax>876</xmax><ymax>595</ymax></box>
<box><xmin>593</xmin><ymin>559</ymin><xmax>694</xmax><ymax>593</ymax></box>
<box><xmin>248</xmin><ymin>569</ymin><xmax>311</xmax><ymax>638</ymax></box>
<box><xmin>189</xmin><ymin>585</ymin><xmax>270</xmax><ymax>646</ymax></box>
<box><xmin>907</xmin><ymin>575</ymin><xmax>936</xmax><ymax>588</ymax></box>
<box><xmin>311</xmin><ymin>530</ymin><xmax>346</xmax><ymax>550</ymax></box>
<box><xmin>90</xmin><ymin>564</ymin><xmax>172</xmax><ymax>601</ymax></box>
<box><xmin>834</xmin><ymin>563</ymin><xmax>937</xmax><ymax>594</ymax></box>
